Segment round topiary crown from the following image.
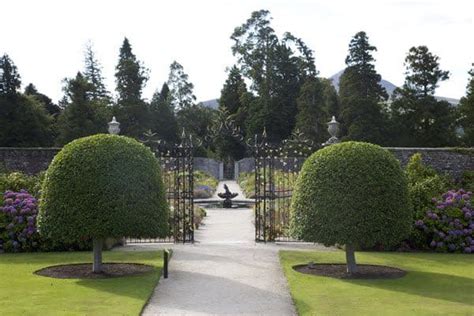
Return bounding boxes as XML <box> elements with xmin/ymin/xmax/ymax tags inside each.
<box><xmin>290</xmin><ymin>141</ymin><xmax>411</xmax><ymax>248</ymax></box>
<box><xmin>38</xmin><ymin>134</ymin><xmax>169</xmax><ymax>241</ymax></box>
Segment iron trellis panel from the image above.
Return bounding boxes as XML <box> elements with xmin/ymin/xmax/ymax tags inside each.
<box><xmin>251</xmin><ymin>130</ymin><xmax>316</xmax><ymax>242</ymax></box>
<box><xmin>126</xmin><ymin>131</ymin><xmax>196</xmax><ymax>244</ymax></box>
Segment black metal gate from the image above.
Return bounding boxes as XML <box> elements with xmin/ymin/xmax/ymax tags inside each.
<box><xmin>250</xmin><ymin>130</ymin><xmax>316</xmax><ymax>242</ymax></box>
<box><xmin>127</xmin><ymin>131</ymin><xmax>196</xmax><ymax>243</ymax></box>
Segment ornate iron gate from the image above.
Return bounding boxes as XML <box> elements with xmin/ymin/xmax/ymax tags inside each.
<box><xmin>250</xmin><ymin>130</ymin><xmax>316</xmax><ymax>242</ymax></box>
<box><xmin>127</xmin><ymin>131</ymin><xmax>196</xmax><ymax>243</ymax></box>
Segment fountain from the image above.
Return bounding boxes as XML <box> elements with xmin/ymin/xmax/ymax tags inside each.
<box><xmin>217</xmin><ymin>184</ymin><xmax>239</xmax><ymax>208</ymax></box>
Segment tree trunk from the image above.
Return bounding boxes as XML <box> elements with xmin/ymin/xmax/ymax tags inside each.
<box><xmin>345</xmin><ymin>244</ymin><xmax>358</xmax><ymax>274</ymax></box>
<box><xmin>93</xmin><ymin>238</ymin><xmax>103</xmax><ymax>273</ymax></box>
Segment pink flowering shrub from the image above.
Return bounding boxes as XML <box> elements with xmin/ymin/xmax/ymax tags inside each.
<box><xmin>0</xmin><ymin>190</ymin><xmax>40</xmax><ymax>252</ymax></box>
<box><xmin>414</xmin><ymin>189</ymin><xmax>473</xmax><ymax>253</ymax></box>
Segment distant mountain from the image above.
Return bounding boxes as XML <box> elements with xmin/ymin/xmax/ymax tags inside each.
<box><xmin>200</xmin><ymin>71</ymin><xmax>459</xmax><ymax>108</ymax></box>
<box><xmin>200</xmin><ymin>99</ymin><xmax>219</xmax><ymax>109</ymax></box>
<box><xmin>329</xmin><ymin>70</ymin><xmax>398</xmax><ymax>96</ymax></box>
<box><xmin>328</xmin><ymin>70</ymin><xmax>459</xmax><ymax>105</ymax></box>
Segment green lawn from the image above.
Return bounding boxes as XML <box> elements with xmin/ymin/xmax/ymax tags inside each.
<box><xmin>280</xmin><ymin>250</ymin><xmax>474</xmax><ymax>316</ymax></box>
<box><xmin>0</xmin><ymin>251</ymin><xmax>163</xmax><ymax>315</ymax></box>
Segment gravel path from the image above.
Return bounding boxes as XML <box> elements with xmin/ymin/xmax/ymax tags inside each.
<box><xmin>123</xmin><ymin>181</ymin><xmax>333</xmax><ymax>315</ymax></box>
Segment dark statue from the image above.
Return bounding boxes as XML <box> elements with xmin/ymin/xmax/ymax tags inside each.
<box><xmin>218</xmin><ymin>184</ymin><xmax>238</xmax><ymax>208</ymax></box>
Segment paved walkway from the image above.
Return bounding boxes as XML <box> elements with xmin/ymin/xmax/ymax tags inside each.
<box><xmin>120</xmin><ymin>181</ymin><xmax>332</xmax><ymax>315</ymax></box>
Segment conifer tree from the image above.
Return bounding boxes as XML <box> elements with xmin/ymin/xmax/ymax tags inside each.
<box><xmin>56</xmin><ymin>72</ymin><xmax>110</xmax><ymax>145</ymax></box>
<box><xmin>0</xmin><ymin>55</ymin><xmax>53</xmax><ymax>146</ymax></box>
<box><xmin>402</xmin><ymin>46</ymin><xmax>450</xmax><ymax>97</ymax></box>
<box><xmin>391</xmin><ymin>46</ymin><xmax>456</xmax><ymax>146</ymax></box>
<box><xmin>0</xmin><ymin>54</ymin><xmax>21</xmax><ymax>96</ymax></box>
<box><xmin>458</xmin><ymin>64</ymin><xmax>474</xmax><ymax>146</ymax></box>
<box><xmin>214</xmin><ymin>66</ymin><xmax>249</xmax><ymax>160</ymax></box>
<box><xmin>148</xmin><ymin>83</ymin><xmax>179</xmax><ymax>143</ymax></box>
<box><xmin>84</xmin><ymin>42</ymin><xmax>109</xmax><ymax>100</ymax></box>
<box><xmin>114</xmin><ymin>38</ymin><xmax>150</xmax><ymax>138</ymax></box>
<box><xmin>321</xmin><ymin>78</ymin><xmax>340</xmax><ymax>118</ymax></box>
<box><xmin>294</xmin><ymin>77</ymin><xmax>327</xmax><ymax>144</ymax></box>
<box><xmin>339</xmin><ymin>31</ymin><xmax>389</xmax><ymax>145</ymax></box>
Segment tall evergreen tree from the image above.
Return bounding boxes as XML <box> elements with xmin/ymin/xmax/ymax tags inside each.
<box><xmin>402</xmin><ymin>46</ymin><xmax>450</xmax><ymax>97</ymax></box>
<box><xmin>220</xmin><ymin>66</ymin><xmax>247</xmax><ymax>114</ymax></box>
<box><xmin>390</xmin><ymin>46</ymin><xmax>456</xmax><ymax>147</ymax></box>
<box><xmin>213</xmin><ymin>66</ymin><xmax>249</xmax><ymax>160</ymax></box>
<box><xmin>55</xmin><ymin>72</ymin><xmax>110</xmax><ymax>145</ymax></box>
<box><xmin>320</xmin><ymin>78</ymin><xmax>340</xmax><ymax>118</ymax></box>
<box><xmin>148</xmin><ymin>83</ymin><xmax>179</xmax><ymax>143</ymax></box>
<box><xmin>294</xmin><ymin>77</ymin><xmax>327</xmax><ymax>144</ymax></box>
<box><xmin>0</xmin><ymin>54</ymin><xmax>21</xmax><ymax>96</ymax></box>
<box><xmin>457</xmin><ymin>64</ymin><xmax>474</xmax><ymax>146</ymax></box>
<box><xmin>339</xmin><ymin>31</ymin><xmax>389</xmax><ymax>144</ymax></box>
<box><xmin>114</xmin><ymin>37</ymin><xmax>150</xmax><ymax>137</ymax></box>
<box><xmin>167</xmin><ymin>61</ymin><xmax>196</xmax><ymax>110</ymax></box>
<box><xmin>84</xmin><ymin>42</ymin><xmax>109</xmax><ymax>100</ymax></box>
<box><xmin>0</xmin><ymin>55</ymin><xmax>53</xmax><ymax>146</ymax></box>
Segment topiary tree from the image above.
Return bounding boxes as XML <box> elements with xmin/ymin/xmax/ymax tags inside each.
<box><xmin>290</xmin><ymin>141</ymin><xmax>411</xmax><ymax>273</ymax></box>
<box><xmin>38</xmin><ymin>134</ymin><xmax>168</xmax><ymax>273</ymax></box>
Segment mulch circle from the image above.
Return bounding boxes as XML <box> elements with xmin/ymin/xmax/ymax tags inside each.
<box><xmin>35</xmin><ymin>263</ymin><xmax>154</xmax><ymax>279</ymax></box>
<box><xmin>293</xmin><ymin>263</ymin><xmax>406</xmax><ymax>279</ymax></box>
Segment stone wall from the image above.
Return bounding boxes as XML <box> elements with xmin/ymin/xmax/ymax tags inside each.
<box><xmin>235</xmin><ymin>148</ymin><xmax>474</xmax><ymax>179</ymax></box>
<box><xmin>235</xmin><ymin>157</ymin><xmax>254</xmax><ymax>178</ymax></box>
<box><xmin>385</xmin><ymin>148</ymin><xmax>474</xmax><ymax>179</ymax></box>
<box><xmin>0</xmin><ymin>148</ymin><xmax>60</xmax><ymax>175</ymax></box>
<box><xmin>194</xmin><ymin>157</ymin><xmax>223</xmax><ymax>180</ymax></box>
<box><xmin>0</xmin><ymin>148</ymin><xmax>225</xmax><ymax>179</ymax></box>
<box><xmin>2</xmin><ymin>147</ymin><xmax>472</xmax><ymax>180</ymax></box>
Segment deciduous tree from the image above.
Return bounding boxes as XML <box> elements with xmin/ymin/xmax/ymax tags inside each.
<box><xmin>167</xmin><ymin>61</ymin><xmax>196</xmax><ymax>110</ymax></box>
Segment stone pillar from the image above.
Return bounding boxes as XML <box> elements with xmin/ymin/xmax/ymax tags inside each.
<box><xmin>234</xmin><ymin>161</ymin><xmax>239</xmax><ymax>181</ymax></box>
<box><xmin>219</xmin><ymin>162</ymin><xmax>224</xmax><ymax>180</ymax></box>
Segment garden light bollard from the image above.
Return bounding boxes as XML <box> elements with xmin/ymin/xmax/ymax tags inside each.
<box><xmin>323</xmin><ymin>116</ymin><xmax>340</xmax><ymax>146</ymax></box>
<box><xmin>108</xmin><ymin>116</ymin><xmax>120</xmax><ymax>135</ymax></box>
<box><xmin>163</xmin><ymin>249</ymin><xmax>170</xmax><ymax>278</ymax></box>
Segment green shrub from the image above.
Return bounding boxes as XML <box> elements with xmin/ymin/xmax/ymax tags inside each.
<box><xmin>194</xmin><ymin>206</ymin><xmax>207</xmax><ymax>229</ymax></box>
<box><xmin>290</xmin><ymin>142</ymin><xmax>411</xmax><ymax>273</ymax></box>
<box><xmin>458</xmin><ymin>170</ymin><xmax>474</xmax><ymax>192</ymax></box>
<box><xmin>0</xmin><ymin>172</ymin><xmax>44</xmax><ymax>197</ymax></box>
<box><xmin>409</xmin><ymin>176</ymin><xmax>447</xmax><ymax>218</ymax></box>
<box><xmin>405</xmin><ymin>153</ymin><xmax>449</xmax><ymax>218</ymax></box>
<box><xmin>194</xmin><ymin>171</ymin><xmax>218</xmax><ymax>198</ymax></box>
<box><xmin>406</xmin><ymin>153</ymin><xmax>436</xmax><ymax>182</ymax></box>
<box><xmin>238</xmin><ymin>172</ymin><xmax>255</xmax><ymax>198</ymax></box>
<box><xmin>38</xmin><ymin>134</ymin><xmax>169</xmax><ymax>272</ymax></box>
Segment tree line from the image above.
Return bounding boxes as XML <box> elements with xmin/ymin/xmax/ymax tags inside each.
<box><xmin>0</xmin><ymin>38</ymin><xmax>211</xmax><ymax>151</ymax></box>
<box><xmin>1</xmin><ymin>10</ymin><xmax>473</xmax><ymax>160</ymax></box>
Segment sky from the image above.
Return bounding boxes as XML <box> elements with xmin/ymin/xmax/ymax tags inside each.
<box><xmin>1</xmin><ymin>0</ymin><xmax>473</xmax><ymax>103</ymax></box>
